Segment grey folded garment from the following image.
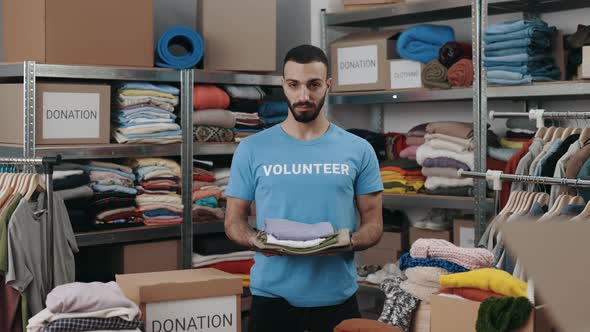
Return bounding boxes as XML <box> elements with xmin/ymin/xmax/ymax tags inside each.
<box><xmin>264</xmin><ymin>218</ymin><xmax>334</xmax><ymax>241</ymax></box>
<box><xmin>252</xmin><ymin>229</ymin><xmax>352</xmax><ymax>256</ymax></box>
<box><xmin>55</xmin><ymin>185</ymin><xmax>94</xmax><ymax>201</ymax></box>
<box><xmin>421</xmin><ymin>167</ymin><xmax>462</xmax><ymax>178</ymax></box>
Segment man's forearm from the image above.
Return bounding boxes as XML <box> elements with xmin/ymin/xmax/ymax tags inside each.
<box><xmin>351</xmin><ymin>222</ymin><xmax>383</xmax><ymax>251</ymax></box>
<box><xmin>225</xmin><ymin>217</ymin><xmax>258</xmax><ymax>247</ymax></box>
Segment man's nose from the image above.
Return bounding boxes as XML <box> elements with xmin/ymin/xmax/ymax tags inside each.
<box><xmin>297</xmin><ymin>86</ymin><xmax>311</xmax><ymax>102</ymax></box>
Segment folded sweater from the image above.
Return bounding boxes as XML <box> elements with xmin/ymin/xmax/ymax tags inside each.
<box><xmin>417</xmin><ymin>144</ymin><xmax>474</xmax><ymax>170</ymax></box>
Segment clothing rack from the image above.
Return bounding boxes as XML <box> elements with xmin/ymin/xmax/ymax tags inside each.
<box><xmin>489</xmin><ymin>109</ymin><xmax>590</xmax><ymax>128</ymax></box>
<box><xmin>458</xmin><ymin>169</ymin><xmax>590</xmax><ymax>213</ymax></box>
<box><xmin>0</xmin><ymin>156</ymin><xmax>61</xmax><ymax>289</ymax></box>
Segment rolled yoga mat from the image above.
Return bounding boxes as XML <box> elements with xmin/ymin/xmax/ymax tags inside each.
<box><xmin>156</xmin><ymin>26</ymin><xmax>204</xmax><ymax>69</ymax></box>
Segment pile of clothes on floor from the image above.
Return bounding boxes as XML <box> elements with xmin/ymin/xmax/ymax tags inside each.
<box><xmin>86</xmin><ymin>161</ymin><xmax>142</xmax><ymax>229</ymax></box>
<box><xmin>377</xmin><ymin>239</ymin><xmax>536</xmax><ymax>332</ymax></box>
<box><xmin>484</xmin><ymin>19</ymin><xmax>560</xmax><ymax>85</ymax></box>
<box><xmin>27</xmin><ymin>281</ymin><xmax>143</xmax><ymax>332</ymax></box>
<box><xmin>395</xmin><ymin>24</ymin><xmax>474</xmax><ymax>88</ymax></box>
<box><xmin>417</xmin><ymin>122</ymin><xmax>476</xmax><ymax>196</ymax></box>
<box><xmin>192</xmin><ymin>233</ymin><xmax>254</xmax><ymax>288</ymax></box>
<box><xmin>113</xmin><ymin>82</ymin><xmax>181</xmax><ymax>144</ymax></box>
<box><xmin>192</xmin><ymin>159</ymin><xmax>228</xmax><ymax>222</ymax></box>
<box><xmin>252</xmin><ymin>218</ymin><xmax>351</xmax><ymax>255</ymax></box>
<box><xmin>132</xmin><ymin>158</ymin><xmax>183</xmax><ymax>226</ymax></box>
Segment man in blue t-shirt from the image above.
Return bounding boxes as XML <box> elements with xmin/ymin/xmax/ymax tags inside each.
<box><xmin>225</xmin><ymin>45</ymin><xmax>384</xmax><ymax>332</ymax></box>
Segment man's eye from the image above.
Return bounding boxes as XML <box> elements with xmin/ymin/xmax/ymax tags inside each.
<box><xmin>289</xmin><ymin>83</ymin><xmax>298</xmax><ymax>88</ymax></box>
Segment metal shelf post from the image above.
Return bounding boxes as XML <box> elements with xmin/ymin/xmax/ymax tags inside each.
<box><xmin>181</xmin><ymin>69</ymin><xmax>194</xmax><ymax>269</ymax></box>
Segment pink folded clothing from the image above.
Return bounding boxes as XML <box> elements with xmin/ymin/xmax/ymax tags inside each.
<box><xmin>143</xmin><ymin>217</ymin><xmax>183</xmax><ymax>225</ymax></box>
<box><xmin>400</xmin><ymin>145</ymin><xmax>419</xmax><ymax>160</ymax></box>
<box><xmin>410</xmin><ymin>239</ymin><xmax>494</xmax><ymax>270</ymax></box>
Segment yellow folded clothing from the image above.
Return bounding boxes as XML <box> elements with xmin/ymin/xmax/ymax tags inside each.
<box><xmin>500</xmin><ymin>138</ymin><xmax>526</xmax><ymax>149</ymax></box>
<box><xmin>381</xmin><ymin>170</ymin><xmax>403</xmax><ymax>177</ymax></box>
<box><xmin>384</xmin><ymin>187</ymin><xmax>407</xmax><ymax>194</ymax></box>
<box><xmin>120</xmin><ymin>89</ymin><xmax>177</xmax><ymax>100</ymax></box>
<box><xmin>440</xmin><ymin>268</ymin><xmax>527</xmax><ymax>298</ymax></box>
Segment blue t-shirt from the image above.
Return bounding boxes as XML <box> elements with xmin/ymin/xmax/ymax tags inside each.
<box><xmin>225</xmin><ymin>123</ymin><xmax>383</xmax><ymax>307</ymax></box>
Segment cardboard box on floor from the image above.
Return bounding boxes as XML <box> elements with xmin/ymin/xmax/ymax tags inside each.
<box><xmin>117</xmin><ymin>269</ymin><xmax>243</xmax><ymax>332</ymax></box>
<box><xmin>330</xmin><ymin>31</ymin><xmax>400</xmax><ymax>92</ymax></box>
<box><xmin>501</xmin><ymin>221</ymin><xmax>590</xmax><ymax>331</ymax></box>
<box><xmin>430</xmin><ymin>295</ymin><xmax>555</xmax><ymax>332</ymax></box>
<box><xmin>409</xmin><ymin>227</ymin><xmax>452</xmax><ymax>246</ymax></box>
<box><xmin>0</xmin><ymin>83</ymin><xmax>110</xmax><ymax>145</ymax></box>
<box><xmin>453</xmin><ymin>217</ymin><xmax>475</xmax><ymax>248</ymax></box>
<box><xmin>198</xmin><ymin>0</ymin><xmax>276</xmax><ymax>72</ymax></box>
<box><xmin>3</xmin><ymin>0</ymin><xmax>153</xmax><ymax>67</ymax></box>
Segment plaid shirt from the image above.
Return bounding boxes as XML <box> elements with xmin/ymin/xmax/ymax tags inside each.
<box><xmin>43</xmin><ymin>317</ymin><xmax>143</xmax><ymax>332</ymax></box>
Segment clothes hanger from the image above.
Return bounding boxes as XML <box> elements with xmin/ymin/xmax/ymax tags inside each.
<box><xmin>518</xmin><ymin>191</ymin><xmax>537</xmax><ymax>214</ymax></box>
<box><xmin>534</xmin><ymin>127</ymin><xmax>547</xmax><ymax>139</ymax></box>
<box><xmin>24</xmin><ymin>174</ymin><xmax>40</xmax><ymax>201</ymax></box>
<box><xmin>569</xmin><ymin>195</ymin><xmax>585</xmax><ymax>206</ymax></box>
<box><xmin>579</xmin><ymin>127</ymin><xmax>590</xmax><ymax>143</ymax></box>
<box><xmin>572</xmin><ymin>127</ymin><xmax>582</xmax><ymax>135</ymax></box>
<box><xmin>570</xmin><ymin>199</ymin><xmax>590</xmax><ymax>222</ymax></box>
<box><xmin>542</xmin><ymin>126</ymin><xmax>556</xmax><ymax>143</ymax></box>
<box><xmin>560</xmin><ymin>127</ymin><xmax>574</xmax><ymax>140</ymax></box>
<box><xmin>534</xmin><ymin>192</ymin><xmax>550</xmax><ymax>207</ymax></box>
<box><xmin>550</xmin><ymin>127</ymin><xmax>565</xmax><ymax>142</ymax></box>
<box><xmin>540</xmin><ymin>194</ymin><xmax>572</xmax><ymax>221</ymax></box>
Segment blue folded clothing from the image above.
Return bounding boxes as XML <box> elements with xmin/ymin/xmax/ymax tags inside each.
<box><xmin>488</xmin><ymin>76</ymin><xmax>532</xmax><ymax>85</ymax></box>
<box><xmin>486</xmin><ymin>19</ymin><xmax>549</xmax><ymax>35</ymax></box>
<box><xmin>258</xmin><ymin>100</ymin><xmax>289</xmax><ymax>118</ymax></box>
<box><xmin>91</xmin><ymin>184</ymin><xmax>138</xmax><ymax>195</ymax></box>
<box><xmin>262</xmin><ymin>114</ymin><xmax>287</xmax><ymax>127</ymax></box>
<box><xmin>485</xmin><ymin>38</ymin><xmax>550</xmax><ymax>51</ymax></box>
<box><xmin>485</xmin><ymin>20</ymin><xmax>554</xmax><ymax>43</ymax></box>
<box><xmin>117</xmin><ymin>82</ymin><xmax>180</xmax><ymax>95</ymax></box>
<box><xmin>144</xmin><ymin>209</ymin><xmax>180</xmax><ymax>218</ymax></box>
<box><xmin>232</xmin><ymin>128</ymin><xmax>263</xmax><ymax>133</ymax></box>
<box><xmin>124</xmin><ymin>130</ymin><xmax>182</xmax><ymax>139</ymax></box>
<box><xmin>485</xmin><ymin>47</ymin><xmax>547</xmax><ymax>57</ymax></box>
<box><xmin>115</xmin><ymin>119</ymin><xmax>176</xmax><ymax>127</ymax></box>
<box><xmin>396</xmin><ymin>24</ymin><xmax>455</xmax><ymax>63</ymax></box>
<box><xmin>155</xmin><ymin>26</ymin><xmax>204</xmax><ymax>69</ymax></box>
<box><xmin>136</xmin><ymin>166</ymin><xmax>170</xmax><ymax>180</ymax></box>
<box><xmin>483</xmin><ymin>53</ymin><xmax>553</xmax><ymax>64</ymax></box>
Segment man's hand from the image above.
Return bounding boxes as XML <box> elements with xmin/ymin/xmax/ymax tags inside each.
<box><xmin>225</xmin><ymin>197</ymin><xmax>258</xmax><ymax>248</ymax></box>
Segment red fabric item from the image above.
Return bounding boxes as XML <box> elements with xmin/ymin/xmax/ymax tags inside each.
<box><xmin>501</xmin><ymin>139</ymin><xmax>532</xmax><ymax>208</ymax></box>
<box><xmin>200</xmin><ymin>260</ymin><xmax>254</xmax><ymax>275</ymax></box>
<box><xmin>448</xmin><ymin>59</ymin><xmax>474</xmax><ymax>87</ymax></box>
<box><xmin>384</xmin><ymin>133</ymin><xmax>408</xmax><ymax>160</ymax></box>
<box><xmin>0</xmin><ymin>276</ymin><xmax>22</xmax><ymax>332</ymax></box>
<box><xmin>335</xmin><ymin>319</ymin><xmax>402</xmax><ymax>332</ymax></box>
<box><xmin>487</xmin><ymin>158</ymin><xmax>507</xmax><ymax>171</ymax></box>
<box><xmin>380</xmin><ymin>166</ymin><xmax>423</xmax><ymax>177</ymax></box>
<box><xmin>193</xmin><ymin>175</ymin><xmax>216</xmax><ymax>182</ymax></box>
<box><xmin>194</xmin><ymin>85</ymin><xmax>230</xmax><ymax>110</ymax></box>
<box><xmin>439</xmin><ymin>287</ymin><xmax>507</xmax><ymax>302</ymax></box>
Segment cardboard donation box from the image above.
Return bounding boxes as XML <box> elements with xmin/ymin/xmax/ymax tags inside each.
<box><xmin>198</xmin><ymin>0</ymin><xmax>276</xmax><ymax>72</ymax></box>
<box><xmin>453</xmin><ymin>217</ymin><xmax>475</xmax><ymax>248</ymax></box>
<box><xmin>361</xmin><ymin>231</ymin><xmax>406</xmax><ymax>265</ymax></box>
<box><xmin>390</xmin><ymin>60</ymin><xmax>424</xmax><ymax>89</ymax></box>
<box><xmin>430</xmin><ymin>295</ymin><xmax>554</xmax><ymax>332</ymax></box>
<box><xmin>331</xmin><ymin>31</ymin><xmax>400</xmax><ymax>92</ymax></box>
<box><xmin>3</xmin><ymin>0</ymin><xmax>153</xmax><ymax>67</ymax></box>
<box><xmin>0</xmin><ymin>83</ymin><xmax>110</xmax><ymax>145</ymax></box>
<box><xmin>117</xmin><ymin>269</ymin><xmax>243</xmax><ymax>332</ymax></box>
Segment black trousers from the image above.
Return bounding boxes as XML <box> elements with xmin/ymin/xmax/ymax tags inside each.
<box><xmin>247</xmin><ymin>294</ymin><xmax>361</xmax><ymax>332</ymax></box>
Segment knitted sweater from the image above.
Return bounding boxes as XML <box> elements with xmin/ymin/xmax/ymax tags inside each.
<box><xmin>399</xmin><ymin>253</ymin><xmax>469</xmax><ymax>273</ymax></box>
<box><xmin>410</xmin><ymin>238</ymin><xmax>494</xmax><ymax>270</ymax></box>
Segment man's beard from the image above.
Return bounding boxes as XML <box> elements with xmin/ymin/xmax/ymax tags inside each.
<box><xmin>288</xmin><ymin>93</ymin><xmax>327</xmax><ymax>123</ymax></box>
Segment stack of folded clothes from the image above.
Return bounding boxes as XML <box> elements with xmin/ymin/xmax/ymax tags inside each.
<box><xmin>258</xmin><ymin>96</ymin><xmax>289</xmax><ymax>131</ymax></box>
<box><xmin>192</xmin><ymin>164</ymin><xmax>225</xmax><ymax>223</ymax></box>
<box><xmin>53</xmin><ymin>163</ymin><xmax>93</xmax><ymax>201</ymax></box>
<box><xmin>193</xmin><ymin>233</ymin><xmax>254</xmax><ymax>288</ymax></box>
<box><xmin>27</xmin><ymin>282</ymin><xmax>143</xmax><ymax>332</ymax></box>
<box><xmin>193</xmin><ymin>85</ymin><xmax>235</xmax><ymax>143</ymax></box>
<box><xmin>380</xmin><ymin>159</ymin><xmax>425</xmax><ymax>194</ymax></box>
<box><xmin>400</xmin><ymin>128</ymin><xmax>425</xmax><ymax>161</ymax></box>
<box><xmin>252</xmin><ymin>218</ymin><xmax>351</xmax><ymax>255</ymax></box>
<box><xmin>132</xmin><ymin>158</ymin><xmax>183</xmax><ymax>226</ymax></box>
<box><xmin>113</xmin><ymin>82</ymin><xmax>181</xmax><ymax>144</ymax></box>
<box><xmin>417</xmin><ymin>122</ymin><xmax>475</xmax><ymax>197</ymax></box>
<box><xmin>484</xmin><ymin>19</ymin><xmax>560</xmax><ymax>85</ymax></box>
<box><xmin>85</xmin><ymin>161</ymin><xmax>141</xmax><ymax>229</ymax></box>
<box><xmin>488</xmin><ymin>124</ymin><xmax>535</xmax><ymax>167</ymax></box>
<box><xmin>224</xmin><ymin>85</ymin><xmax>266</xmax><ymax>137</ymax></box>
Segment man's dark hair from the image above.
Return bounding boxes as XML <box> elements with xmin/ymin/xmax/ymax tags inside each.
<box><xmin>283</xmin><ymin>45</ymin><xmax>329</xmax><ymax>72</ymax></box>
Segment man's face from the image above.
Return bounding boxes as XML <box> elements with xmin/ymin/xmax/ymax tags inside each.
<box><xmin>282</xmin><ymin>61</ymin><xmax>332</xmax><ymax>123</ymax></box>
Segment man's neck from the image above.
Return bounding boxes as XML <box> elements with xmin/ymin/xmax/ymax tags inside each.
<box><xmin>281</xmin><ymin>114</ymin><xmax>330</xmax><ymax>141</ymax></box>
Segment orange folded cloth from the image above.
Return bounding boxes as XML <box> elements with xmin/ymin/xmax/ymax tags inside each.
<box><xmin>192</xmin><ymin>189</ymin><xmax>222</xmax><ymax>202</ymax></box>
<box><xmin>194</xmin><ymin>85</ymin><xmax>230</xmax><ymax>110</ymax></box>
<box><xmin>380</xmin><ymin>166</ymin><xmax>423</xmax><ymax>177</ymax></box>
<box><xmin>439</xmin><ymin>287</ymin><xmax>507</xmax><ymax>302</ymax></box>
<box><xmin>334</xmin><ymin>319</ymin><xmax>402</xmax><ymax>332</ymax></box>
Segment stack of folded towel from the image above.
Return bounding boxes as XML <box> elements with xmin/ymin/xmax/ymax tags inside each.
<box><xmin>485</xmin><ymin>19</ymin><xmax>560</xmax><ymax>85</ymax></box>
<box><xmin>86</xmin><ymin>161</ymin><xmax>141</xmax><ymax>228</ymax></box>
<box><xmin>53</xmin><ymin>163</ymin><xmax>93</xmax><ymax>202</ymax></box>
<box><xmin>192</xmin><ymin>161</ymin><xmax>227</xmax><ymax>222</ymax></box>
<box><xmin>224</xmin><ymin>85</ymin><xmax>266</xmax><ymax>138</ymax></box>
<box><xmin>258</xmin><ymin>96</ymin><xmax>289</xmax><ymax>131</ymax></box>
<box><xmin>252</xmin><ymin>218</ymin><xmax>351</xmax><ymax>255</ymax></box>
<box><xmin>417</xmin><ymin>122</ymin><xmax>475</xmax><ymax>197</ymax></box>
<box><xmin>113</xmin><ymin>82</ymin><xmax>181</xmax><ymax>144</ymax></box>
<box><xmin>132</xmin><ymin>158</ymin><xmax>183</xmax><ymax>226</ymax></box>
<box><xmin>27</xmin><ymin>282</ymin><xmax>143</xmax><ymax>332</ymax></box>
<box><xmin>397</xmin><ymin>24</ymin><xmax>456</xmax><ymax>64</ymax></box>
<box><xmin>489</xmin><ymin>122</ymin><xmax>535</xmax><ymax>164</ymax></box>
<box><xmin>380</xmin><ymin>159</ymin><xmax>425</xmax><ymax>194</ymax></box>
<box><xmin>193</xmin><ymin>85</ymin><xmax>235</xmax><ymax>143</ymax></box>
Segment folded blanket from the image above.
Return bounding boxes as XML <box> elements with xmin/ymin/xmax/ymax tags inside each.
<box><xmin>439</xmin><ymin>41</ymin><xmax>472</xmax><ymax>67</ymax></box>
<box><xmin>397</xmin><ymin>24</ymin><xmax>456</xmax><ymax>63</ymax></box>
<box><xmin>421</xmin><ymin>60</ymin><xmax>451</xmax><ymax>89</ymax></box>
<box><xmin>192</xmin><ymin>109</ymin><xmax>236</xmax><ymax>128</ymax></box>
<box><xmin>198</xmin><ymin>259</ymin><xmax>254</xmax><ymax>275</ymax></box>
<box><xmin>222</xmin><ymin>85</ymin><xmax>265</xmax><ymax>100</ymax></box>
<box><xmin>253</xmin><ymin>229</ymin><xmax>351</xmax><ymax>256</ymax></box>
<box><xmin>425</xmin><ymin>133</ymin><xmax>474</xmax><ymax>149</ymax></box>
<box><xmin>424</xmin><ymin>138</ymin><xmax>472</xmax><ymax>154</ymax></box>
<box><xmin>426</xmin><ymin>122</ymin><xmax>474</xmax><ymax>139</ymax></box>
<box><xmin>448</xmin><ymin>58</ymin><xmax>474</xmax><ymax>87</ymax></box>
<box><xmin>193</xmin><ymin>85</ymin><xmax>230</xmax><ymax>110</ymax></box>
<box><xmin>194</xmin><ymin>125</ymin><xmax>235</xmax><ymax>143</ymax></box>
<box><xmin>410</xmin><ymin>238</ymin><xmax>494</xmax><ymax>270</ymax></box>
<box><xmin>424</xmin><ymin>176</ymin><xmax>474</xmax><ymax>190</ymax></box>
<box><xmin>417</xmin><ymin>144</ymin><xmax>474</xmax><ymax>170</ymax></box>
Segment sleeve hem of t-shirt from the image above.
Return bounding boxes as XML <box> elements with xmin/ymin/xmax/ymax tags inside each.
<box><xmin>355</xmin><ymin>187</ymin><xmax>384</xmax><ymax>196</ymax></box>
<box><xmin>225</xmin><ymin>192</ymin><xmax>254</xmax><ymax>202</ymax></box>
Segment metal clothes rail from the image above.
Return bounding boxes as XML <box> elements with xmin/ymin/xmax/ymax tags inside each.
<box><xmin>490</xmin><ymin>110</ymin><xmax>590</xmax><ymax>128</ymax></box>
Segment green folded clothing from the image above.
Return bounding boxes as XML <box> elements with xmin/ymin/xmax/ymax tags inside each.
<box><xmin>252</xmin><ymin>229</ymin><xmax>352</xmax><ymax>255</ymax></box>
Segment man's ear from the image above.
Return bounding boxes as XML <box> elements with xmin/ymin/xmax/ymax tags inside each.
<box><xmin>326</xmin><ymin>77</ymin><xmax>333</xmax><ymax>91</ymax></box>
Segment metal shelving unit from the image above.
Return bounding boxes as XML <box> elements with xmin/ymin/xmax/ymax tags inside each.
<box><xmin>323</xmin><ymin>0</ymin><xmax>590</xmax><ymax>241</ymax></box>
<box><xmin>382</xmin><ymin>193</ymin><xmax>494</xmax><ymax>211</ymax></box>
<box><xmin>194</xmin><ymin>142</ymin><xmax>239</xmax><ymax>155</ymax></box>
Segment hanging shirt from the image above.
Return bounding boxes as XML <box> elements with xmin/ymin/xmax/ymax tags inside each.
<box><xmin>226</xmin><ymin>123</ymin><xmax>383</xmax><ymax>307</ymax></box>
